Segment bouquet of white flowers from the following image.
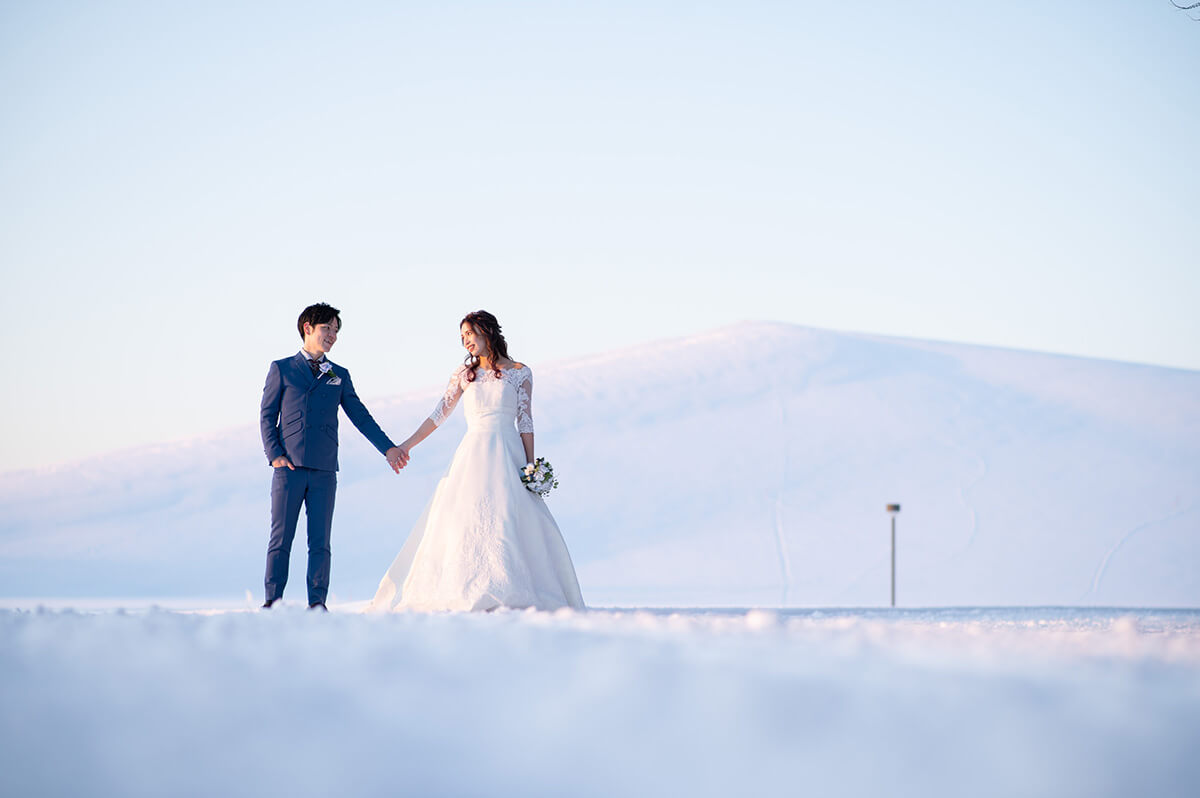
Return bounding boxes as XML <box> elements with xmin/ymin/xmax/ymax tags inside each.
<box><xmin>520</xmin><ymin>458</ymin><xmax>559</xmax><ymax>496</ymax></box>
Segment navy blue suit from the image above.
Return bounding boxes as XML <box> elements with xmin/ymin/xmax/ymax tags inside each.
<box><xmin>260</xmin><ymin>352</ymin><xmax>395</xmax><ymax>605</ymax></box>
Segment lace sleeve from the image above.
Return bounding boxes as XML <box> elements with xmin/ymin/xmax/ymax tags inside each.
<box><xmin>429</xmin><ymin>366</ymin><xmax>465</xmax><ymax>426</ymax></box>
<box><xmin>515</xmin><ymin>368</ymin><xmax>534</xmax><ymax>434</ymax></box>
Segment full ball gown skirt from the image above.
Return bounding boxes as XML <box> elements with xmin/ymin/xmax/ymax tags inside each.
<box><xmin>368</xmin><ymin>365</ymin><xmax>585</xmax><ymax>612</ymax></box>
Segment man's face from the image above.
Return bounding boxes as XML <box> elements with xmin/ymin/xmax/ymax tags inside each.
<box><xmin>304</xmin><ymin>319</ymin><xmax>339</xmax><ymax>354</ymax></box>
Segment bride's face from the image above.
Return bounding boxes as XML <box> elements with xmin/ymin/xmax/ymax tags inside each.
<box><xmin>461</xmin><ymin>322</ymin><xmax>488</xmax><ymax>358</ymax></box>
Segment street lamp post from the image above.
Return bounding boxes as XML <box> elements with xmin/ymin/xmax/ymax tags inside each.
<box><xmin>887</xmin><ymin>504</ymin><xmax>901</xmax><ymax>607</ymax></box>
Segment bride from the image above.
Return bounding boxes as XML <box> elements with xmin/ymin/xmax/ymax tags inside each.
<box><xmin>368</xmin><ymin>311</ymin><xmax>586</xmax><ymax>612</ymax></box>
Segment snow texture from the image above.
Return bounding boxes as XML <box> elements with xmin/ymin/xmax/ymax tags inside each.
<box><xmin>2</xmin><ymin>606</ymin><xmax>1198</xmax><ymax>798</ymax></box>
<box><xmin>0</xmin><ymin>322</ymin><xmax>1197</xmax><ymax>606</ymax></box>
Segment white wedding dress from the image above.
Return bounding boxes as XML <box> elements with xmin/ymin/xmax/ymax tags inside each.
<box><xmin>368</xmin><ymin>364</ymin><xmax>585</xmax><ymax>612</ymax></box>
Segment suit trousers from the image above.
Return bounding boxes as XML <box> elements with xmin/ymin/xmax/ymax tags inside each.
<box><xmin>265</xmin><ymin>466</ymin><xmax>337</xmax><ymax>605</ymax></box>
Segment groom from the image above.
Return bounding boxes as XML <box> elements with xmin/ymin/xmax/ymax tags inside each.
<box><xmin>259</xmin><ymin>302</ymin><xmax>408</xmax><ymax>610</ymax></box>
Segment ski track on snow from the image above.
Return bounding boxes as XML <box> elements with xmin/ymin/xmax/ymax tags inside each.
<box><xmin>1084</xmin><ymin>503</ymin><xmax>1197</xmax><ymax>601</ymax></box>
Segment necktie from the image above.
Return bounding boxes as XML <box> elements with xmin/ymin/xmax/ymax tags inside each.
<box><xmin>308</xmin><ymin>358</ymin><xmax>324</xmax><ymax>377</ymax></box>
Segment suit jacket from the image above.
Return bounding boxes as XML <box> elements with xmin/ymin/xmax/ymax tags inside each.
<box><xmin>260</xmin><ymin>353</ymin><xmax>395</xmax><ymax>472</ymax></box>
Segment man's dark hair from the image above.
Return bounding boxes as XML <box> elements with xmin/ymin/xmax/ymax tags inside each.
<box><xmin>297</xmin><ymin>303</ymin><xmax>342</xmax><ymax>340</ymax></box>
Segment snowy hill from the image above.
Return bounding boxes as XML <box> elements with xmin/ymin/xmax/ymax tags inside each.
<box><xmin>1</xmin><ymin>322</ymin><xmax>1197</xmax><ymax>606</ymax></box>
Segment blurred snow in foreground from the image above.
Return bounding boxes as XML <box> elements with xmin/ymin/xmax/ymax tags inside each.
<box><xmin>2</xmin><ymin>606</ymin><xmax>1198</xmax><ymax>797</ymax></box>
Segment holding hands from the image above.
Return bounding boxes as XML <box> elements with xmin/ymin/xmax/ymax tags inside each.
<box><xmin>386</xmin><ymin>446</ymin><xmax>410</xmax><ymax>473</ymax></box>
<box><xmin>273</xmin><ymin>451</ymin><xmax>407</xmax><ymax>473</ymax></box>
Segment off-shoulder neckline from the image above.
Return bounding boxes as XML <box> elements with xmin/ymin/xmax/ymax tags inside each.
<box><xmin>457</xmin><ymin>363</ymin><xmax>527</xmax><ymax>372</ymax></box>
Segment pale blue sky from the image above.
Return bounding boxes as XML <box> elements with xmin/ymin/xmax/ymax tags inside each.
<box><xmin>2</xmin><ymin>1</ymin><xmax>1197</xmax><ymax>472</ymax></box>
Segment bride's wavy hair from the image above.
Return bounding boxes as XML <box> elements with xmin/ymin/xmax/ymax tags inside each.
<box><xmin>461</xmin><ymin>310</ymin><xmax>509</xmax><ymax>381</ymax></box>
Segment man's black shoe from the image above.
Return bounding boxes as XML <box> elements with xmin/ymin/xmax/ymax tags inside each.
<box><xmin>261</xmin><ymin>598</ymin><xmax>279</xmax><ymax>609</ymax></box>
<box><xmin>308</xmin><ymin>602</ymin><xmax>328</xmax><ymax>612</ymax></box>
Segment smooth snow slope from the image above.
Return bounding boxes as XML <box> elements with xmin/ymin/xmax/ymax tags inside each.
<box><xmin>1</xmin><ymin>322</ymin><xmax>1196</xmax><ymax>606</ymax></box>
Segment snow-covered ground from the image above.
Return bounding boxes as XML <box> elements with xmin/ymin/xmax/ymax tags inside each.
<box><xmin>4</xmin><ymin>323</ymin><xmax>1195</xmax><ymax>795</ymax></box>
<box><xmin>2</xmin><ymin>605</ymin><xmax>1198</xmax><ymax>797</ymax></box>
<box><xmin>1</xmin><ymin>322</ymin><xmax>1196</xmax><ymax>607</ymax></box>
